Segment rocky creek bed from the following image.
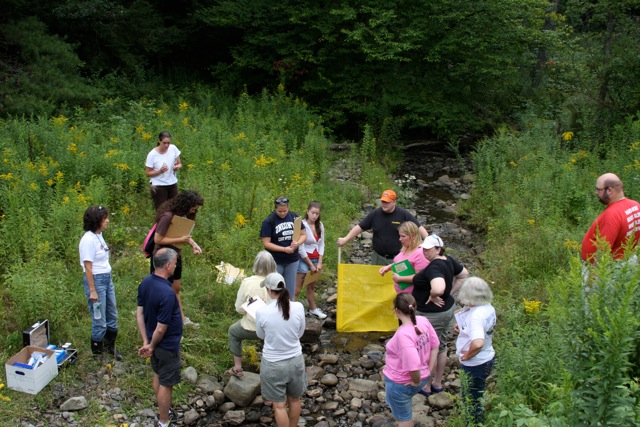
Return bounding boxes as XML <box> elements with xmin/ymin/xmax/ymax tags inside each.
<box><xmin>22</xmin><ymin>150</ymin><xmax>484</xmax><ymax>427</ymax></box>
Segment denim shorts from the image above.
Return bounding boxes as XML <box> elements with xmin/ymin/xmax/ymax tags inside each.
<box><xmin>151</xmin><ymin>347</ymin><xmax>182</xmax><ymax>387</ymax></box>
<box><xmin>260</xmin><ymin>353</ymin><xmax>307</xmax><ymax>403</ymax></box>
<box><xmin>384</xmin><ymin>375</ymin><xmax>429</xmax><ymax>422</ymax></box>
<box><xmin>297</xmin><ymin>257</ymin><xmax>319</xmax><ymax>274</ymax></box>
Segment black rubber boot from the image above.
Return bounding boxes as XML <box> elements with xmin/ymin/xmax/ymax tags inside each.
<box><xmin>91</xmin><ymin>339</ymin><xmax>104</xmax><ymax>357</ymax></box>
<box><xmin>104</xmin><ymin>329</ymin><xmax>123</xmax><ymax>361</ymax></box>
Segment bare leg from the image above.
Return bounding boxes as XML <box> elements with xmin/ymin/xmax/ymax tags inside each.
<box><xmin>157</xmin><ymin>383</ymin><xmax>173</xmax><ymax>425</ymax></box>
<box><xmin>432</xmin><ymin>351</ymin><xmax>447</xmax><ymax>389</ymax></box>
<box><xmin>233</xmin><ymin>354</ymin><xmax>243</xmax><ymax>371</ymax></box>
<box><xmin>295</xmin><ymin>273</ymin><xmax>305</xmax><ymax>301</ymax></box>
<box><xmin>287</xmin><ymin>396</ymin><xmax>301</xmax><ymax>427</ymax></box>
<box><xmin>306</xmin><ymin>282</ymin><xmax>317</xmax><ymax>310</ymax></box>
<box><xmin>272</xmin><ymin>401</ymin><xmax>289</xmax><ymax>427</ymax></box>
<box><xmin>172</xmin><ymin>279</ymin><xmax>184</xmax><ymax>319</ymax></box>
<box><xmin>398</xmin><ymin>420</ymin><xmax>414</xmax><ymax>427</ymax></box>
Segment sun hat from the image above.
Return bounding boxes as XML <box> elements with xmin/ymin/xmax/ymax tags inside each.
<box><xmin>380</xmin><ymin>190</ymin><xmax>397</xmax><ymax>203</ymax></box>
<box><xmin>420</xmin><ymin>234</ymin><xmax>444</xmax><ymax>249</ymax></box>
<box><xmin>261</xmin><ymin>272</ymin><xmax>286</xmax><ymax>290</ymax></box>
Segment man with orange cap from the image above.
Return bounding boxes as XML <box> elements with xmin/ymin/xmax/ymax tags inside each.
<box><xmin>338</xmin><ymin>190</ymin><xmax>428</xmax><ymax>265</ymax></box>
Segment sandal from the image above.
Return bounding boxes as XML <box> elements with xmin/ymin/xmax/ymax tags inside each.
<box><xmin>224</xmin><ymin>367</ymin><xmax>244</xmax><ymax>377</ymax></box>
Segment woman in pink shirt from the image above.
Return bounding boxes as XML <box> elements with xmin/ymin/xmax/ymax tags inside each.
<box><xmin>379</xmin><ymin>222</ymin><xmax>429</xmax><ymax>294</ymax></box>
<box><xmin>380</xmin><ymin>293</ymin><xmax>439</xmax><ymax>427</ymax></box>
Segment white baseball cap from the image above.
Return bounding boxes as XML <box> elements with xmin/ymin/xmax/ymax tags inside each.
<box><xmin>420</xmin><ymin>234</ymin><xmax>444</xmax><ymax>249</ymax></box>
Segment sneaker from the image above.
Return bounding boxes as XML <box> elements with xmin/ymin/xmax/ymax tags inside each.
<box><xmin>309</xmin><ymin>308</ymin><xmax>327</xmax><ymax>319</ymax></box>
<box><xmin>183</xmin><ymin>317</ymin><xmax>200</xmax><ymax>328</ymax></box>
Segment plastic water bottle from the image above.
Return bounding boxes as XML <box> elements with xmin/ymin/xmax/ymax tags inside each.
<box><xmin>93</xmin><ymin>301</ymin><xmax>102</xmax><ymax>319</ymax></box>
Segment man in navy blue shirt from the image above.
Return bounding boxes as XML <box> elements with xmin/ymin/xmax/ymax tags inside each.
<box><xmin>136</xmin><ymin>248</ymin><xmax>183</xmax><ymax>427</ymax></box>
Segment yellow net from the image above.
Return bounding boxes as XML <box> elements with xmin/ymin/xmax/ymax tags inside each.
<box><xmin>336</xmin><ymin>263</ymin><xmax>398</xmax><ymax>332</ymax></box>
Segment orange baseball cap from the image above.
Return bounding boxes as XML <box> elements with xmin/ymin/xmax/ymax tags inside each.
<box><xmin>380</xmin><ymin>190</ymin><xmax>397</xmax><ymax>203</ymax></box>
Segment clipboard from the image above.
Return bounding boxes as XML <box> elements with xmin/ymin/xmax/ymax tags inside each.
<box><xmin>166</xmin><ymin>216</ymin><xmax>195</xmax><ymax>248</ymax></box>
<box><xmin>303</xmin><ymin>267</ymin><xmax>323</xmax><ymax>286</ymax></box>
<box><xmin>240</xmin><ymin>296</ymin><xmax>267</xmax><ymax>321</ymax></box>
<box><xmin>292</xmin><ymin>216</ymin><xmax>302</xmax><ymax>242</ymax></box>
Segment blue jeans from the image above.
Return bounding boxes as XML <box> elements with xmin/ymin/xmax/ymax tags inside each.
<box><xmin>277</xmin><ymin>261</ymin><xmax>299</xmax><ymax>301</ymax></box>
<box><xmin>384</xmin><ymin>375</ymin><xmax>429</xmax><ymax>422</ymax></box>
<box><xmin>461</xmin><ymin>358</ymin><xmax>495</xmax><ymax>424</ymax></box>
<box><xmin>83</xmin><ymin>273</ymin><xmax>118</xmax><ymax>341</ymax></box>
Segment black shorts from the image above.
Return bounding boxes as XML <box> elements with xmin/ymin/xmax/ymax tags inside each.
<box><xmin>149</xmin><ymin>251</ymin><xmax>183</xmax><ymax>281</ymax></box>
<box><xmin>151</xmin><ymin>347</ymin><xmax>182</xmax><ymax>387</ymax></box>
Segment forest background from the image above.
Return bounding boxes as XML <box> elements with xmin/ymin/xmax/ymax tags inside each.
<box><xmin>1</xmin><ymin>0</ymin><xmax>640</xmax><ymax>425</ymax></box>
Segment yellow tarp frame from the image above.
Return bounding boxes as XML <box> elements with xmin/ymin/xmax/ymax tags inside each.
<box><xmin>336</xmin><ymin>263</ymin><xmax>398</xmax><ymax>332</ymax></box>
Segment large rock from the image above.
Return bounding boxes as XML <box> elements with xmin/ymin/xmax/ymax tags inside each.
<box><xmin>223</xmin><ymin>410</ymin><xmax>246</xmax><ymax>425</ymax></box>
<box><xmin>60</xmin><ymin>396</ymin><xmax>88</xmax><ymax>411</ymax></box>
<box><xmin>197</xmin><ymin>375</ymin><xmax>224</xmax><ymax>393</ymax></box>
<box><xmin>223</xmin><ymin>371</ymin><xmax>261</xmax><ymax>407</ymax></box>
<box><xmin>301</xmin><ymin>317</ymin><xmax>323</xmax><ymax>343</ymax></box>
<box><xmin>182</xmin><ymin>366</ymin><xmax>198</xmax><ymax>384</ymax></box>
<box><xmin>347</xmin><ymin>379</ymin><xmax>379</xmax><ymax>397</ymax></box>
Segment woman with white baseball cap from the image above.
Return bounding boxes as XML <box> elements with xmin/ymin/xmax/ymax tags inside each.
<box><xmin>411</xmin><ymin>234</ymin><xmax>468</xmax><ymax>396</ymax></box>
<box><xmin>255</xmin><ymin>272</ymin><xmax>307</xmax><ymax>426</ymax></box>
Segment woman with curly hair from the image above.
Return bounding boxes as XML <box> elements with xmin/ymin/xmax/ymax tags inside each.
<box><xmin>79</xmin><ymin>205</ymin><xmax>122</xmax><ymax>360</ymax></box>
<box><xmin>153</xmin><ymin>190</ymin><xmax>204</xmax><ymax>326</ymax></box>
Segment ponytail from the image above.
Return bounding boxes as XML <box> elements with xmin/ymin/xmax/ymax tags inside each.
<box><xmin>275</xmin><ymin>288</ymin><xmax>291</xmax><ymax>320</ymax></box>
<box><xmin>393</xmin><ymin>293</ymin><xmax>422</xmax><ymax>335</ymax></box>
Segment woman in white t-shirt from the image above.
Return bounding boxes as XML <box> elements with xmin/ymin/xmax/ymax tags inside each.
<box><xmin>256</xmin><ymin>273</ymin><xmax>306</xmax><ymax>426</ymax></box>
<box><xmin>78</xmin><ymin>205</ymin><xmax>121</xmax><ymax>360</ymax></box>
<box><xmin>145</xmin><ymin>131</ymin><xmax>182</xmax><ymax>210</ymax></box>
<box><xmin>455</xmin><ymin>277</ymin><xmax>496</xmax><ymax>424</ymax></box>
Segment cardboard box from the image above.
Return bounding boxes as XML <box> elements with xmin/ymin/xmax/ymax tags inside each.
<box><xmin>6</xmin><ymin>346</ymin><xmax>58</xmax><ymax>395</ymax></box>
<box><xmin>22</xmin><ymin>319</ymin><xmax>77</xmax><ymax>368</ymax></box>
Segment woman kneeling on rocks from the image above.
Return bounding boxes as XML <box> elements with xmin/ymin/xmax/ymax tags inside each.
<box><xmin>256</xmin><ymin>272</ymin><xmax>307</xmax><ymax>427</ymax></box>
<box><xmin>379</xmin><ymin>293</ymin><xmax>439</xmax><ymax>427</ymax></box>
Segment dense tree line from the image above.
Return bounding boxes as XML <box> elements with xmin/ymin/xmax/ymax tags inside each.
<box><xmin>2</xmin><ymin>0</ymin><xmax>640</xmax><ymax>141</ymax></box>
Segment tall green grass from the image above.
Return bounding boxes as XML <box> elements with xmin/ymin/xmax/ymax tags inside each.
<box><xmin>463</xmin><ymin>118</ymin><xmax>640</xmax><ymax>425</ymax></box>
<box><xmin>0</xmin><ymin>88</ymin><xmax>391</xmax><ymax>423</ymax></box>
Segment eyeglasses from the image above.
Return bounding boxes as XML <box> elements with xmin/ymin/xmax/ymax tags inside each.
<box><xmin>275</xmin><ymin>197</ymin><xmax>289</xmax><ymax>205</ymax></box>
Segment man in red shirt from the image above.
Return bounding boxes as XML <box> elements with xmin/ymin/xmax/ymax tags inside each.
<box><xmin>581</xmin><ymin>173</ymin><xmax>640</xmax><ymax>262</ymax></box>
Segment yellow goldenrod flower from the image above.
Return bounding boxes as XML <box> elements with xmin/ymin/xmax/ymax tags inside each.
<box><xmin>232</xmin><ymin>132</ymin><xmax>248</xmax><ymax>142</ymax></box>
<box><xmin>29</xmin><ymin>182</ymin><xmax>37</xmax><ymax>190</ymax></box>
<box><xmin>523</xmin><ymin>298</ymin><xmax>542</xmax><ymax>315</ymax></box>
<box><xmin>0</xmin><ymin>173</ymin><xmax>13</xmax><ymax>180</ymax></box>
<box><xmin>562</xmin><ymin>131</ymin><xmax>574</xmax><ymax>141</ymax></box>
<box><xmin>129</xmin><ymin>180</ymin><xmax>137</xmax><ymax>187</ymax></box>
<box><xmin>67</xmin><ymin>143</ymin><xmax>78</xmax><ymax>154</ymax></box>
<box><xmin>528</xmin><ymin>219</ymin><xmax>535</xmax><ymax>226</ymax></box>
<box><xmin>509</xmin><ymin>161</ymin><xmax>518</xmax><ymax>167</ymax></box>
<box><xmin>235</xmin><ymin>213</ymin><xmax>249</xmax><ymax>228</ymax></box>
<box><xmin>179</xmin><ymin>102</ymin><xmax>188</xmax><ymax>112</ymax></box>
<box><xmin>221</xmin><ymin>161</ymin><xmax>230</xmax><ymax>171</ymax></box>
<box><xmin>52</xmin><ymin>115</ymin><xmax>68</xmax><ymax>126</ymax></box>
<box><xmin>135</xmin><ymin>125</ymin><xmax>145</xmax><ymax>134</ymax></box>
<box><xmin>62</xmin><ymin>196</ymin><xmax>70</xmax><ymax>204</ymax></box>
<box><xmin>254</xmin><ymin>154</ymin><xmax>276</xmax><ymax>168</ymax></box>
<box><xmin>142</xmin><ymin>132</ymin><xmax>152</xmax><ymax>141</ymax></box>
<box><xmin>114</xmin><ymin>163</ymin><xmax>130</xmax><ymax>171</ymax></box>
<box><xmin>122</xmin><ymin>205</ymin><xmax>131</xmax><ymax>215</ymax></box>
<box><xmin>110</xmin><ymin>136</ymin><xmax>119</xmax><ymax>144</ymax></box>
<box><xmin>564</xmin><ymin>239</ymin><xmax>580</xmax><ymax>251</ymax></box>
<box><xmin>55</xmin><ymin>171</ymin><xmax>64</xmax><ymax>183</ymax></box>
<box><xmin>46</xmin><ymin>178</ymin><xmax>54</xmax><ymax>186</ymax></box>
<box><xmin>187</xmin><ymin>164</ymin><xmax>193</xmax><ymax>169</ymax></box>
<box><xmin>105</xmin><ymin>150</ymin><xmax>118</xmax><ymax>159</ymax></box>
<box><xmin>155</xmin><ymin>109</ymin><xmax>163</xmax><ymax>116</ymax></box>
<box><xmin>182</xmin><ymin>117</ymin><xmax>189</xmax><ymax>127</ymax></box>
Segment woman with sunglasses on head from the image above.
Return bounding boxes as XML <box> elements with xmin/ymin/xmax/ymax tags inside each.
<box><xmin>411</xmin><ymin>234</ymin><xmax>469</xmax><ymax>396</ymax></box>
<box><xmin>377</xmin><ymin>293</ymin><xmax>439</xmax><ymax>427</ymax></box>
<box><xmin>79</xmin><ymin>205</ymin><xmax>122</xmax><ymax>360</ymax></box>
<box><xmin>153</xmin><ymin>190</ymin><xmax>204</xmax><ymax>326</ymax></box>
<box><xmin>145</xmin><ymin>131</ymin><xmax>182</xmax><ymax>211</ymax></box>
<box><xmin>261</xmin><ymin>196</ymin><xmax>306</xmax><ymax>301</ymax></box>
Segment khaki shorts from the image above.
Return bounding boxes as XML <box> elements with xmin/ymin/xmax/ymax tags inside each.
<box><xmin>260</xmin><ymin>353</ymin><xmax>307</xmax><ymax>403</ymax></box>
